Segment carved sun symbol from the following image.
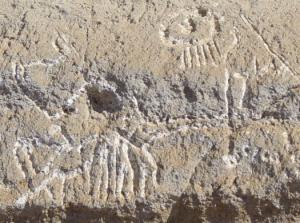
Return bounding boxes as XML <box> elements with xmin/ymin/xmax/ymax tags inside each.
<box><xmin>159</xmin><ymin>7</ymin><xmax>234</xmax><ymax>70</ymax></box>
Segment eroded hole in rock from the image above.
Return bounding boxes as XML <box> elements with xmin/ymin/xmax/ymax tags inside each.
<box><xmin>86</xmin><ymin>86</ymin><xmax>122</xmax><ymax>113</ymax></box>
<box><xmin>184</xmin><ymin>86</ymin><xmax>197</xmax><ymax>103</ymax></box>
<box><xmin>188</xmin><ymin>18</ymin><xmax>197</xmax><ymax>32</ymax></box>
<box><xmin>62</xmin><ymin>104</ymin><xmax>76</xmax><ymax>114</ymax></box>
<box><xmin>197</xmin><ymin>7</ymin><xmax>208</xmax><ymax>17</ymax></box>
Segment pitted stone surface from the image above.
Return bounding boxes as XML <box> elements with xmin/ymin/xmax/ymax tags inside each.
<box><xmin>0</xmin><ymin>0</ymin><xmax>300</xmax><ymax>222</ymax></box>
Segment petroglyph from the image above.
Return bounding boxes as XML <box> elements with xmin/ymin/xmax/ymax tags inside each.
<box><xmin>12</xmin><ymin>138</ymin><xmax>58</xmax><ymax>207</ymax></box>
<box><xmin>10</xmin><ymin>32</ymin><xmax>73</xmax><ymax>92</ymax></box>
<box><xmin>224</xmin><ymin>69</ymin><xmax>230</xmax><ymax>116</ymax></box>
<box><xmin>159</xmin><ymin>7</ymin><xmax>237</xmax><ymax>70</ymax></box>
<box><xmin>240</xmin><ymin>14</ymin><xmax>298</xmax><ymax>76</ymax></box>
<box><xmin>13</xmin><ymin>139</ymin><xmax>37</xmax><ymax>181</ymax></box>
<box><xmin>12</xmin><ymin>134</ymin><xmax>95</xmax><ymax>207</ymax></box>
<box><xmin>10</xmin><ymin>33</ymin><xmax>86</xmax><ymax>119</ymax></box>
<box><xmin>12</xmin><ymin>117</ymin><xmax>209</xmax><ymax>207</ymax></box>
<box><xmin>12</xmin><ymin>129</ymin><xmax>158</xmax><ymax>206</ymax></box>
<box><xmin>1</xmin><ymin>2</ymin><xmax>300</xmax><ymax>221</ymax></box>
<box><xmin>223</xmin><ymin>70</ymin><xmax>249</xmax><ymax>116</ymax></box>
<box><xmin>15</xmin><ymin>168</ymin><xmax>80</xmax><ymax>208</ymax></box>
<box><xmin>85</xmin><ymin>131</ymin><xmax>157</xmax><ymax>204</ymax></box>
<box><xmin>231</xmin><ymin>72</ymin><xmax>248</xmax><ymax>109</ymax></box>
<box><xmin>11</xmin><ymin>123</ymin><xmax>96</xmax><ymax>207</ymax></box>
<box><xmin>12</xmin><ymin>32</ymin><xmax>72</xmax><ymax>76</ymax></box>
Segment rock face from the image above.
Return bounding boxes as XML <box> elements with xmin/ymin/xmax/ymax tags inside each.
<box><xmin>0</xmin><ymin>0</ymin><xmax>300</xmax><ymax>222</ymax></box>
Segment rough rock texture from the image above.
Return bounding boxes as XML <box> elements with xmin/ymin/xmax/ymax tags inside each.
<box><xmin>0</xmin><ymin>0</ymin><xmax>300</xmax><ymax>222</ymax></box>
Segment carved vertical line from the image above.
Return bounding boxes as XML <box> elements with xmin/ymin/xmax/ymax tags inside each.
<box><xmin>108</xmin><ymin>138</ymin><xmax>117</xmax><ymax>198</ymax></box>
<box><xmin>124</xmin><ymin>143</ymin><xmax>134</xmax><ymax>197</ymax></box>
<box><xmin>100</xmin><ymin>146</ymin><xmax>109</xmax><ymax>201</ymax></box>
<box><xmin>179</xmin><ymin>52</ymin><xmax>186</xmax><ymax>70</ymax></box>
<box><xmin>89</xmin><ymin>145</ymin><xmax>102</xmax><ymax>201</ymax></box>
<box><xmin>189</xmin><ymin>47</ymin><xmax>194</xmax><ymax>68</ymax></box>
<box><xmin>116</xmin><ymin>140</ymin><xmax>126</xmax><ymax>197</ymax></box>
<box><xmin>213</xmin><ymin>38</ymin><xmax>221</xmax><ymax>57</ymax></box>
<box><xmin>224</xmin><ymin>69</ymin><xmax>230</xmax><ymax>116</ymax></box>
<box><xmin>208</xmin><ymin>42</ymin><xmax>219</xmax><ymax>63</ymax></box>
<box><xmin>193</xmin><ymin>45</ymin><xmax>201</xmax><ymax>67</ymax></box>
<box><xmin>199</xmin><ymin>44</ymin><xmax>206</xmax><ymax>66</ymax></box>
<box><xmin>185</xmin><ymin>47</ymin><xmax>192</xmax><ymax>68</ymax></box>
<box><xmin>60</xmin><ymin>177</ymin><xmax>66</xmax><ymax>206</ymax></box>
<box><xmin>83</xmin><ymin>161</ymin><xmax>91</xmax><ymax>197</ymax></box>
<box><xmin>139</xmin><ymin>165</ymin><xmax>146</xmax><ymax>198</ymax></box>
<box><xmin>204</xmin><ymin>44</ymin><xmax>215</xmax><ymax>65</ymax></box>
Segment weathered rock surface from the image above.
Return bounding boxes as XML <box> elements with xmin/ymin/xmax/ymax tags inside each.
<box><xmin>0</xmin><ymin>0</ymin><xmax>300</xmax><ymax>222</ymax></box>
